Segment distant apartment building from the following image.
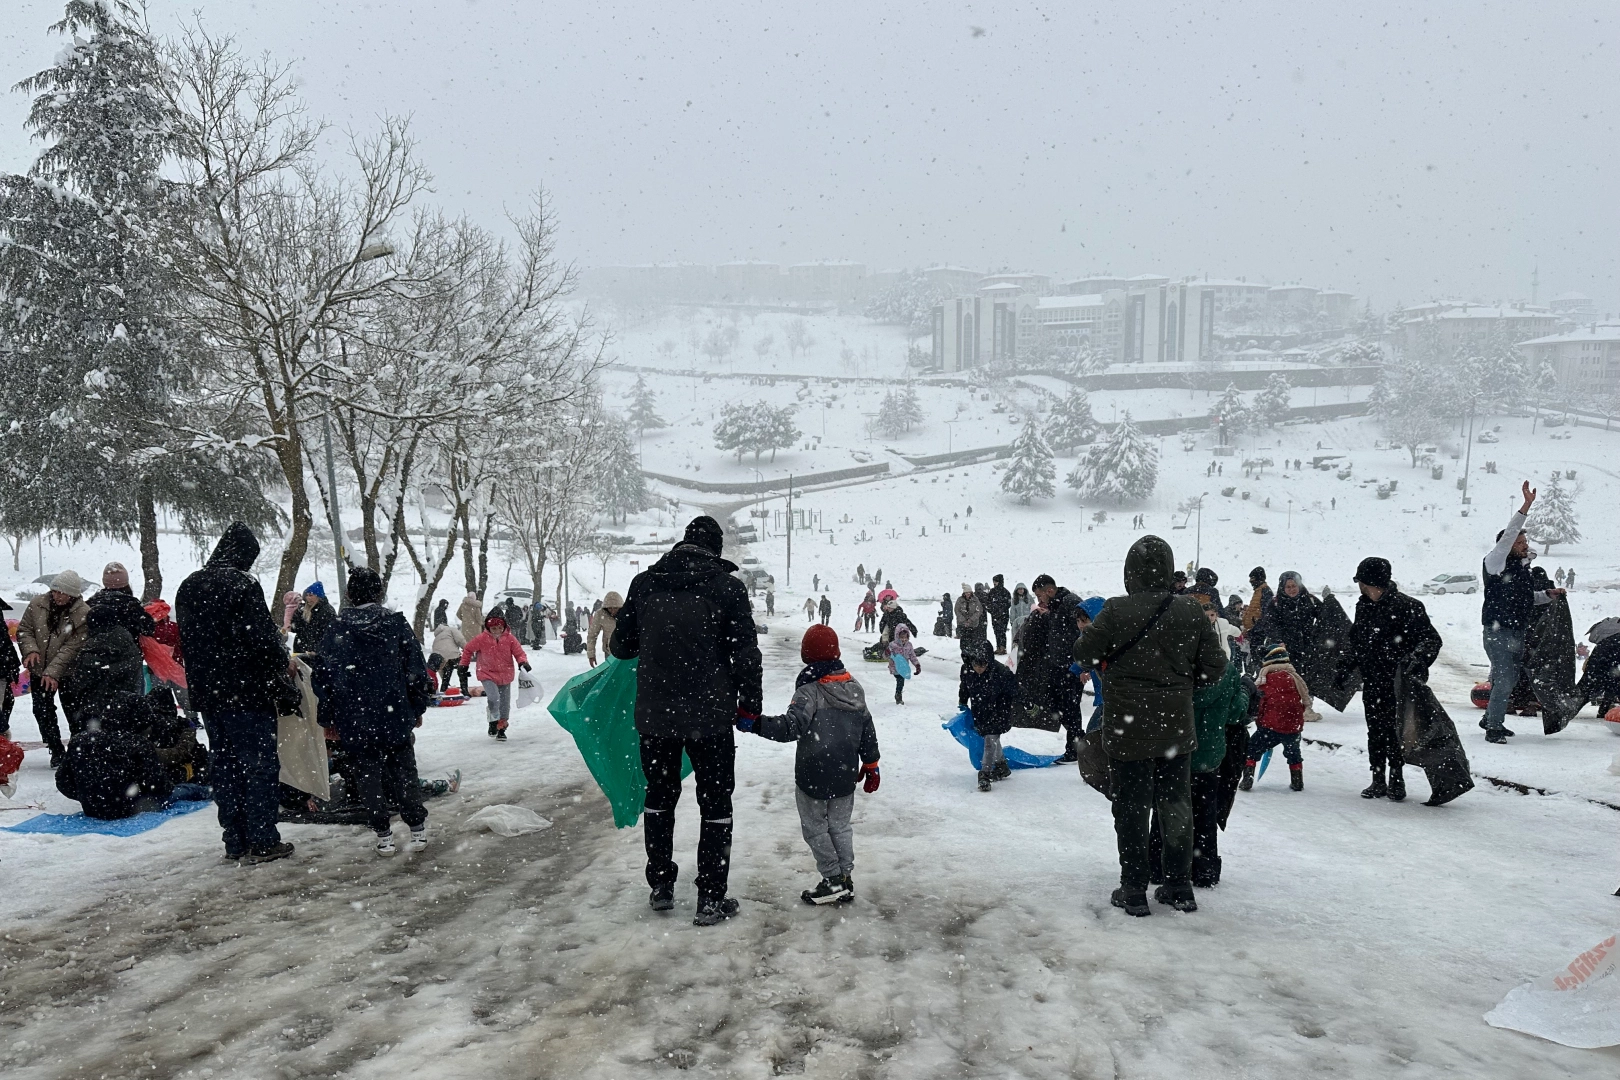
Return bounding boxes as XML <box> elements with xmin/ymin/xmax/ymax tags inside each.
<box><xmin>1520</xmin><ymin>324</ymin><xmax>1620</xmax><ymax>394</ymax></box>
<box><xmin>787</xmin><ymin>262</ymin><xmax>867</xmax><ymax>306</ymax></box>
<box><xmin>1397</xmin><ymin>304</ymin><xmax>1561</xmax><ymax>355</ymax></box>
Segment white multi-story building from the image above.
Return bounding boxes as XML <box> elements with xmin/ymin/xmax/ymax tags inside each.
<box><xmin>1520</xmin><ymin>324</ymin><xmax>1620</xmax><ymax>394</ymax></box>
<box><xmin>1397</xmin><ymin>305</ymin><xmax>1561</xmax><ymax>355</ymax></box>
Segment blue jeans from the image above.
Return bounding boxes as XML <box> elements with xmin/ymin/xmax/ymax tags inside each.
<box><xmin>1482</xmin><ymin>628</ymin><xmax>1525</xmax><ymax>733</ymax></box>
<box><xmin>203</xmin><ymin>711</ymin><xmax>282</xmax><ymax>855</ymax></box>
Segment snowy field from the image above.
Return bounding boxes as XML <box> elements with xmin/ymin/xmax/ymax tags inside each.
<box><xmin>3</xmin><ymin>386</ymin><xmax>1620</xmax><ymax>1077</ymax></box>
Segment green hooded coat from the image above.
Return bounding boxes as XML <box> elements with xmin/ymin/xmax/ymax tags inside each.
<box><xmin>1075</xmin><ymin>535</ymin><xmax>1228</xmax><ymax>762</ymax></box>
<box><xmin>1191</xmin><ymin>664</ymin><xmax>1249</xmax><ymax>773</ymax></box>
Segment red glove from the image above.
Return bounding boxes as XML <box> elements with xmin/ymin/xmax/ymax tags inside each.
<box><xmin>860</xmin><ymin>761</ymin><xmax>880</xmax><ymax>793</ymax></box>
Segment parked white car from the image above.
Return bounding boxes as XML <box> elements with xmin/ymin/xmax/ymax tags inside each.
<box><xmin>1422</xmin><ymin>573</ymin><xmax>1479</xmax><ymax>595</ymax></box>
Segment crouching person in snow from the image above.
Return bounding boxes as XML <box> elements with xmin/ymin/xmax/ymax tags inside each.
<box><xmin>613</xmin><ymin>515</ymin><xmax>764</xmax><ymax>927</ymax></box>
<box><xmin>459</xmin><ymin>614</ymin><xmax>530</xmax><ymax>740</ymax></box>
<box><xmin>1241</xmin><ymin>644</ymin><xmax>1314</xmax><ymax>792</ymax></box>
<box><xmin>54</xmin><ymin>692</ymin><xmax>175</xmax><ymax>820</ymax></box>
<box><xmin>959</xmin><ymin>638</ymin><xmax>1018</xmax><ymax>792</ymax></box>
<box><xmin>175</xmin><ymin>523</ymin><xmax>297</xmax><ymax>864</ymax></box>
<box><xmin>1076</xmin><ymin>535</ymin><xmax>1227</xmax><ymax>916</ymax></box>
<box><xmin>312</xmin><ymin>567</ymin><xmax>436</xmax><ymax>855</ymax></box>
<box><xmin>739</xmin><ymin>625</ymin><xmax>879</xmax><ymax>905</ymax></box>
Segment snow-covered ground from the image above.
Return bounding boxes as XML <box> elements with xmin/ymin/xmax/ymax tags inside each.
<box><xmin>3</xmin><ymin>359</ymin><xmax>1620</xmax><ymax>1076</ymax></box>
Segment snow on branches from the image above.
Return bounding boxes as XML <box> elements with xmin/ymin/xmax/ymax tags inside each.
<box><xmin>714</xmin><ymin>402</ymin><xmax>801</xmax><ymax>463</ymax></box>
<box><xmin>1000</xmin><ymin>417</ymin><xmax>1056</xmax><ymax>504</ymax></box>
<box><xmin>1067</xmin><ymin>413</ymin><xmax>1158</xmax><ymax>504</ymax></box>
<box><xmin>1044</xmin><ymin>387</ymin><xmax>1100</xmax><ymax>451</ymax></box>
<box><xmin>1527</xmin><ymin>471</ymin><xmax>1580</xmax><ymax>554</ymax></box>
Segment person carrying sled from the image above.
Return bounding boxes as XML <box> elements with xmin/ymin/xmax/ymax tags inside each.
<box><xmin>1075</xmin><ymin>535</ymin><xmax>1227</xmax><ymax>916</ymax></box>
<box><xmin>612</xmin><ymin>516</ymin><xmax>763</xmax><ymax>927</ymax></box>
<box><xmin>959</xmin><ymin>637</ymin><xmax>1018</xmax><ymax>792</ymax></box>
<box><xmin>1336</xmin><ymin>557</ymin><xmax>1441</xmax><ymax>801</ymax></box>
<box><xmin>1480</xmin><ymin>481</ymin><xmax>1565</xmax><ymax>744</ymax></box>
<box><xmin>459</xmin><ymin>613</ymin><xmax>530</xmax><ymax>740</ymax></box>
<box><xmin>887</xmin><ymin>624</ymin><xmax>922</xmax><ymax>704</ymax></box>
<box><xmin>738</xmin><ymin>625</ymin><xmax>879</xmax><ymax>905</ymax></box>
<box><xmin>934</xmin><ymin>592</ymin><xmax>954</xmax><ymax>638</ymax></box>
<box><xmin>857</xmin><ymin>589</ymin><xmax>878</xmax><ymax>633</ymax></box>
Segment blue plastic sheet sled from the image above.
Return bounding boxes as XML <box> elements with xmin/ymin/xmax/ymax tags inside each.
<box><xmin>942</xmin><ymin>708</ymin><xmax>1063</xmax><ymax>771</ymax></box>
<box><xmin>4</xmin><ymin>799</ymin><xmax>212</xmax><ymax>837</ymax></box>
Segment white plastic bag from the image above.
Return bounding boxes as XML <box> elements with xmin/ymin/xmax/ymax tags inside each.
<box><xmin>515</xmin><ymin>671</ymin><xmax>542</xmax><ymax>710</ymax></box>
<box><xmin>277</xmin><ymin>658</ymin><xmax>330</xmax><ymax>800</ymax></box>
<box><xmin>465</xmin><ymin>804</ymin><xmax>552</xmax><ymax>837</ymax></box>
<box><xmin>1484</xmin><ymin>932</ymin><xmax>1620</xmax><ymax>1048</ymax></box>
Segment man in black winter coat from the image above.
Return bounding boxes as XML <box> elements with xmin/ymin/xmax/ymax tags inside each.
<box><xmin>1336</xmin><ymin>557</ymin><xmax>1442</xmax><ymax>802</ymax></box>
<box><xmin>175</xmin><ymin>523</ymin><xmax>296</xmax><ymax>863</ymax></box>
<box><xmin>313</xmin><ymin>567</ymin><xmax>436</xmax><ymax>853</ymax></box>
<box><xmin>55</xmin><ymin>693</ymin><xmax>174</xmax><ymax>820</ymax></box>
<box><xmin>63</xmin><ymin>562</ymin><xmax>156</xmax><ymax>727</ymax></box>
<box><xmin>1015</xmin><ymin>575</ymin><xmax>1077</xmax><ymax>718</ymax></box>
<box><xmin>985</xmin><ymin>574</ymin><xmax>1013</xmax><ymax>655</ymax></box>
<box><xmin>611</xmin><ymin>515</ymin><xmax>764</xmax><ymax>926</ymax></box>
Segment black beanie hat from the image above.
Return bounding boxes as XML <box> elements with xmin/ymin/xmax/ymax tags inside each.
<box><xmin>682</xmin><ymin>515</ymin><xmax>725</xmax><ymax>555</ymax></box>
<box><xmin>1353</xmin><ymin>557</ymin><xmax>1393</xmax><ymax>589</ymax></box>
<box><xmin>1249</xmin><ymin>566</ymin><xmax>1267</xmax><ymax>586</ymax></box>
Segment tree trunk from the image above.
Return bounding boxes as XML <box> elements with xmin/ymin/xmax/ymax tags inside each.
<box><xmin>275</xmin><ymin>436</ymin><xmax>314</xmax><ymax>599</ymax></box>
<box><xmin>137</xmin><ymin>480</ymin><xmax>162</xmax><ymax>601</ymax></box>
<box><xmin>406</xmin><ymin>529</ymin><xmax>462</xmax><ymax>641</ymax></box>
<box><xmin>460</xmin><ymin>509</ymin><xmax>478</xmax><ymax>596</ymax></box>
<box><xmin>477</xmin><ymin>512</ymin><xmax>494</xmax><ymax>597</ymax></box>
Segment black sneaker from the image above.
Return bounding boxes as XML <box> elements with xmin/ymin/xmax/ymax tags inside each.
<box><xmin>648</xmin><ymin>884</ymin><xmax>674</xmax><ymax>911</ymax></box>
<box><xmin>1239</xmin><ymin>764</ymin><xmax>1255</xmax><ymax>791</ymax></box>
<box><xmin>1361</xmin><ymin>771</ymin><xmax>1387</xmax><ymax>799</ymax></box>
<box><xmin>1057</xmin><ymin>744</ymin><xmax>1079</xmax><ymax>764</ymax></box>
<box><xmin>837</xmin><ymin>874</ymin><xmax>855</xmax><ymax>903</ymax></box>
<box><xmin>1289</xmin><ymin>769</ymin><xmax>1303</xmax><ymax>792</ymax></box>
<box><xmin>49</xmin><ymin>752</ymin><xmax>63</xmax><ymax>770</ymax></box>
<box><xmin>800</xmin><ymin>877</ymin><xmax>850</xmax><ymax>905</ymax></box>
<box><xmin>495</xmin><ymin>725</ymin><xmax>507</xmax><ymax>741</ymax></box>
<box><xmin>246</xmin><ymin>841</ymin><xmax>294</xmax><ymax>864</ymax></box>
<box><xmin>692</xmin><ymin>896</ymin><xmax>739</xmax><ymax>926</ymax></box>
<box><xmin>1110</xmin><ymin>887</ymin><xmax>1150</xmax><ymax>917</ymax></box>
<box><xmin>488</xmin><ymin>721</ymin><xmax>498</xmax><ymax>738</ymax></box>
<box><xmin>1153</xmin><ymin>883</ymin><xmax>1199</xmax><ymax>913</ymax></box>
<box><xmin>991</xmin><ymin>760</ymin><xmax>1011</xmax><ymax>781</ymax></box>
<box><xmin>1485</xmin><ymin>730</ymin><xmax>1508</xmax><ymax>744</ymax></box>
<box><xmin>977</xmin><ymin>770</ymin><xmax>993</xmax><ymax>792</ymax></box>
<box><xmin>1386</xmin><ymin>770</ymin><xmax>1406</xmax><ymax>802</ymax></box>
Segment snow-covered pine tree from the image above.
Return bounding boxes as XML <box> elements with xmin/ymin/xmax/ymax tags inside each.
<box><xmin>1527</xmin><ymin>471</ymin><xmax>1580</xmax><ymax>554</ymax></box>
<box><xmin>0</xmin><ymin>0</ymin><xmax>276</xmax><ymax>597</ymax></box>
<box><xmin>713</xmin><ymin>402</ymin><xmax>755</xmax><ymax>463</ymax></box>
<box><xmin>1066</xmin><ymin>413</ymin><xmax>1158</xmax><ymax>503</ymax></box>
<box><xmin>875</xmin><ymin>391</ymin><xmax>905</xmax><ymax>438</ymax></box>
<box><xmin>1000</xmin><ymin>418</ymin><xmax>1056</xmax><ymax>504</ymax></box>
<box><xmin>1254</xmin><ymin>372</ymin><xmax>1293</xmax><ymax>426</ymax></box>
<box><xmin>898</xmin><ymin>382</ymin><xmax>924</xmax><ymax>430</ymax></box>
<box><xmin>596</xmin><ymin>420</ymin><xmax>650</xmax><ymax>524</ymax></box>
<box><xmin>1208</xmin><ymin>383</ymin><xmax>1251</xmax><ymax>444</ymax></box>
<box><xmin>626</xmin><ymin>374</ymin><xmax>665</xmax><ymax>432</ymax></box>
<box><xmin>1045</xmin><ymin>387</ymin><xmax>1100</xmax><ymax>451</ymax></box>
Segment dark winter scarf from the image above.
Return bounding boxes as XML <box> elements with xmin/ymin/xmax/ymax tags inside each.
<box><xmin>797</xmin><ymin>658</ymin><xmax>846</xmax><ymax>688</ymax></box>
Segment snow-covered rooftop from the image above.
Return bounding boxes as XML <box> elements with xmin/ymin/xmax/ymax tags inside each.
<box><xmin>1520</xmin><ymin>324</ymin><xmax>1620</xmax><ymax>345</ymax></box>
<box><xmin>1036</xmin><ymin>294</ymin><xmax>1104</xmax><ymax>308</ymax></box>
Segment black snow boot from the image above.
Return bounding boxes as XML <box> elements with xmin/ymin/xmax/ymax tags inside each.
<box><xmin>1110</xmin><ymin>887</ymin><xmax>1150</xmax><ymax>917</ymax></box>
<box><xmin>1289</xmin><ymin>766</ymin><xmax>1303</xmax><ymax>792</ymax></box>
<box><xmin>800</xmin><ymin>877</ymin><xmax>850</xmax><ymax>905</ymax></box>
<box><xmin>487</xmin><ymin>720</ymin><xmax>498</xmax><ymax>738</ymax></box>
<box><xmin>991</xmin><ymin>759</ymin><xmax>1011</xmax><ymax>781</ymax></box>
<box><xmin>1191</xmin><ymin>856</ymin><xmax>1221</xmax><ymax>889</ymax></box>
<box><xmin>1386</xmin><ymin>767</ymin><xmax>1406</xmax><ymax>802</ymax></box>
<box><xmin>1153</xmin><ymin>882</ymin><xmax>1198</xmax><ymax>913</ymax></box>
<box><xmin>1239</xmin><ymin>763</ymin><xmax>1256</xmax><ymax>791</ymax></box>
<box><xmin>1361</xmin><ymin>767</ymin><xmax>1387</xmax><ymax>799</ymax></box>
<box><xmin>692</xmin><ymin>896</ymin><xmax>740</xmax><ymax>927</ymax></box>
<box><xmin>1485</xmin><ymin>730</ymin><xmax>1508</xmax><ymax>744</ymax></box>
<box><xmin>977</xmin><ymin>769</ymin><xmax>993</xmax><ymax>792</ymax></box>
<box><xmin>649</xmin><ymin>883</ymin><xmax>674</xmax><ymax>912</ymax></box>
<box><xmin>1057</xmin><ymin>738</ymin><xmax>1079</xmax><ymax>764</ymax></box>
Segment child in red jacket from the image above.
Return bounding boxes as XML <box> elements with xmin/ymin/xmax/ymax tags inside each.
<box><xmin>1241</xmin><ymin>643</ymin><xmax>1315</xmax><ymax>791</ymax></box>
<box><xmin>459</xmin><ymin>614</ymin><xmax>530</xmax><ymax>740</ymax></box>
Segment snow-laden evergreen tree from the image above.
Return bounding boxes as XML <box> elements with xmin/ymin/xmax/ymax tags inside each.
<box><xmin>0</xmin><ymin>1</ymin><xmax>276</xmax><ymax>597</ymax></box>
<box><xmin>755</xmin><ymin>404</ymin><xmax>801</xmax><ymax>462</ymax></box>
<box><xmin>897</xmin><ymin>382</ymin><xmax>925</xmax><ymax>430</ymax></box>
<box><xmin>1066</xmin><ymin>413</ymin><xmax>1158</xmax><ymax>503</ymax></box>
<box><xmin>596</xmin><ymin>420</ymin><xmax>650</xmax><ymax>524</ymax></box>
<box><xmin>863</xmin><ymin>269</ymin><xmax>949</xmax><ymax>337</ymax></box>
<box><xmin>1208</xmin><ymin>383</ymin><xmax>1251</xmax><ymax>444</ymax></box>
<box><xmin>713</xmin><ymin>402</ymin><xmax>799</xmax><ymax>463</ymax></box>
<box><xmin>1000</xmin><ymin>418</ymin><xmax>1056</xmax><ymax>504</ymax></box>
<box><xmin>1527</xmin><ymin>471</ymin><xmax>1580</xmax><ymax>554</ymax></box>
<box><xmin>1045</xmin><ymin>387</ymin><xmax>1100</xmax><ymax>451</ymax></box>
<box><xmin>875</xmin><ymin>383</ymin><xmax>924</xmax><ymax>438</ymax></box>
<box><xmin>1254</xmin><ymin>372</ymin><xmax>1293</xmax><ymax>426</ymax></box>
<box><xmin>713</xmin><ymin>402</ymin><xmax>754</xmax><ymax>462</ymax></box>
<box><xmin>626</xmin><ymin>374</ymin><xmax>665</xmax><ymax>433</ymax></box>
<box><xmin>1370</xmin><ymin>351</ymin><xmax>1445</xmax><ymax>466</ymax></box>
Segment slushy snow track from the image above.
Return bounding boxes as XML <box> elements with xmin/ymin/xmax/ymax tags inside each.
<box><xmin>2</xmin><ymin>636</ymin><xmax>1617</xmax><ymax>1078</ymax></box>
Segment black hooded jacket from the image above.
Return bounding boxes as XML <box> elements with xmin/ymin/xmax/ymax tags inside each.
<box><xmin>66</xmin><ymin>587</ymin><xmax>155</xmax><ymax>717</ymax></box>
<box><xmin>174</xmin><ymin>523</ymin><xmax>292</xmax><ymax>716</ymax></box>
<box><xmin>1338</xmin><ymin>585</ymin><xmax>1442</xmax><ymax>687</ymax></box>
<box><xmin>55</xmin><ymin>694</ymin><xmax>174</xmax><ymax>819</ymax></box>
<box><xmin>610</xmin><ymin>543</ymin><xmax>764</xmax><ymax>739</ymax></box>
<box><xmin>312</xmin><ymin>604</ymin><xmax>435</xmax><ymax>746</ymax></box>
<box><xmin>1016</xmin><ymin>586</ymin><xmax>1076</xmax><ymax>712</ymax></box>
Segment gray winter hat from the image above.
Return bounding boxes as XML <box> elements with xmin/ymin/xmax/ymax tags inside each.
<box><xmin>49</xmin><ymin>570</ymin><xmax>86</xmax><ymax>597</ymax></box>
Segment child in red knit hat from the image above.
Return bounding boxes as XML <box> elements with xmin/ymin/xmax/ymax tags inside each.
<box><xmin>738</xmin><ymin>624</ymin><xmax>880</xmax><ymax>905</ymax></box>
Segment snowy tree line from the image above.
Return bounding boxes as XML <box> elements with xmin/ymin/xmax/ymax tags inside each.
<box><xmin>0</xmin><ymin>3</ymin><xmax>646</xmax><ymax>632</ymax></box>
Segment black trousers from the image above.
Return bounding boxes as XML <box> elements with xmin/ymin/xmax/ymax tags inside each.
<box><xmin>641</xmin><ymin>731</ymin><xmax>735</xmax><ymax>900</ymax></box>
<box><xmin>1110</xmin><ymin>754</ymin><xmax>1193</xmax><ymax>891</ymax></box>
<box><xmin>33</xmin><ymin>685</ymin><xmax>64</xmax><ymax>757</ymax></box>
<box><xmin>992</xmin><ymin>617</ymin><xmax>1008</xmax><ymax>653</ymax></box>
<box><xmin>349</xmin><ymin>740</ymin><xmax>427</xmax><ymax>834</ymax></box>
<box><xmin>1362</xmin><ymin>679</ymin><xmax>1405</xmax><ymax>772</ymax></box>
<box><xmin>1150</xmin><ymin>770</ymin><xmax>1222</xmax><ymax>884</ymax></box>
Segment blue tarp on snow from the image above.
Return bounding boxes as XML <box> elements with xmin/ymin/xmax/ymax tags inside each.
<box><xmin>4</xmin><ymin>799</ymin><xmax>213</xmax><ymax>837</ymax></box>
<box><xmin>942</xmin><ymin>709</ymin><xmax>1063</xmax><ymax>771</ymax></box>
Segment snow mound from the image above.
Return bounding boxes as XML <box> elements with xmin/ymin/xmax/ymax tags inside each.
<box><xmin>465</xmin><ymin>804</ymin><xmax>553</xmax><ymax>836</ymax></box>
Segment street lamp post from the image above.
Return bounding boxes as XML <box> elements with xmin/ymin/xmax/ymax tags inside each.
<box><xmin>1195</xmin><ymin>490</ymin><xmax>1209</xmax><ymax>568</ymax></box>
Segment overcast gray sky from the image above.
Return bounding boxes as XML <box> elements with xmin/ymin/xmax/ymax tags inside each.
<box><xmin>3</xmin><ymin>1</ymin><xmax>1615</xmax><ymax>309</ymax></box>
